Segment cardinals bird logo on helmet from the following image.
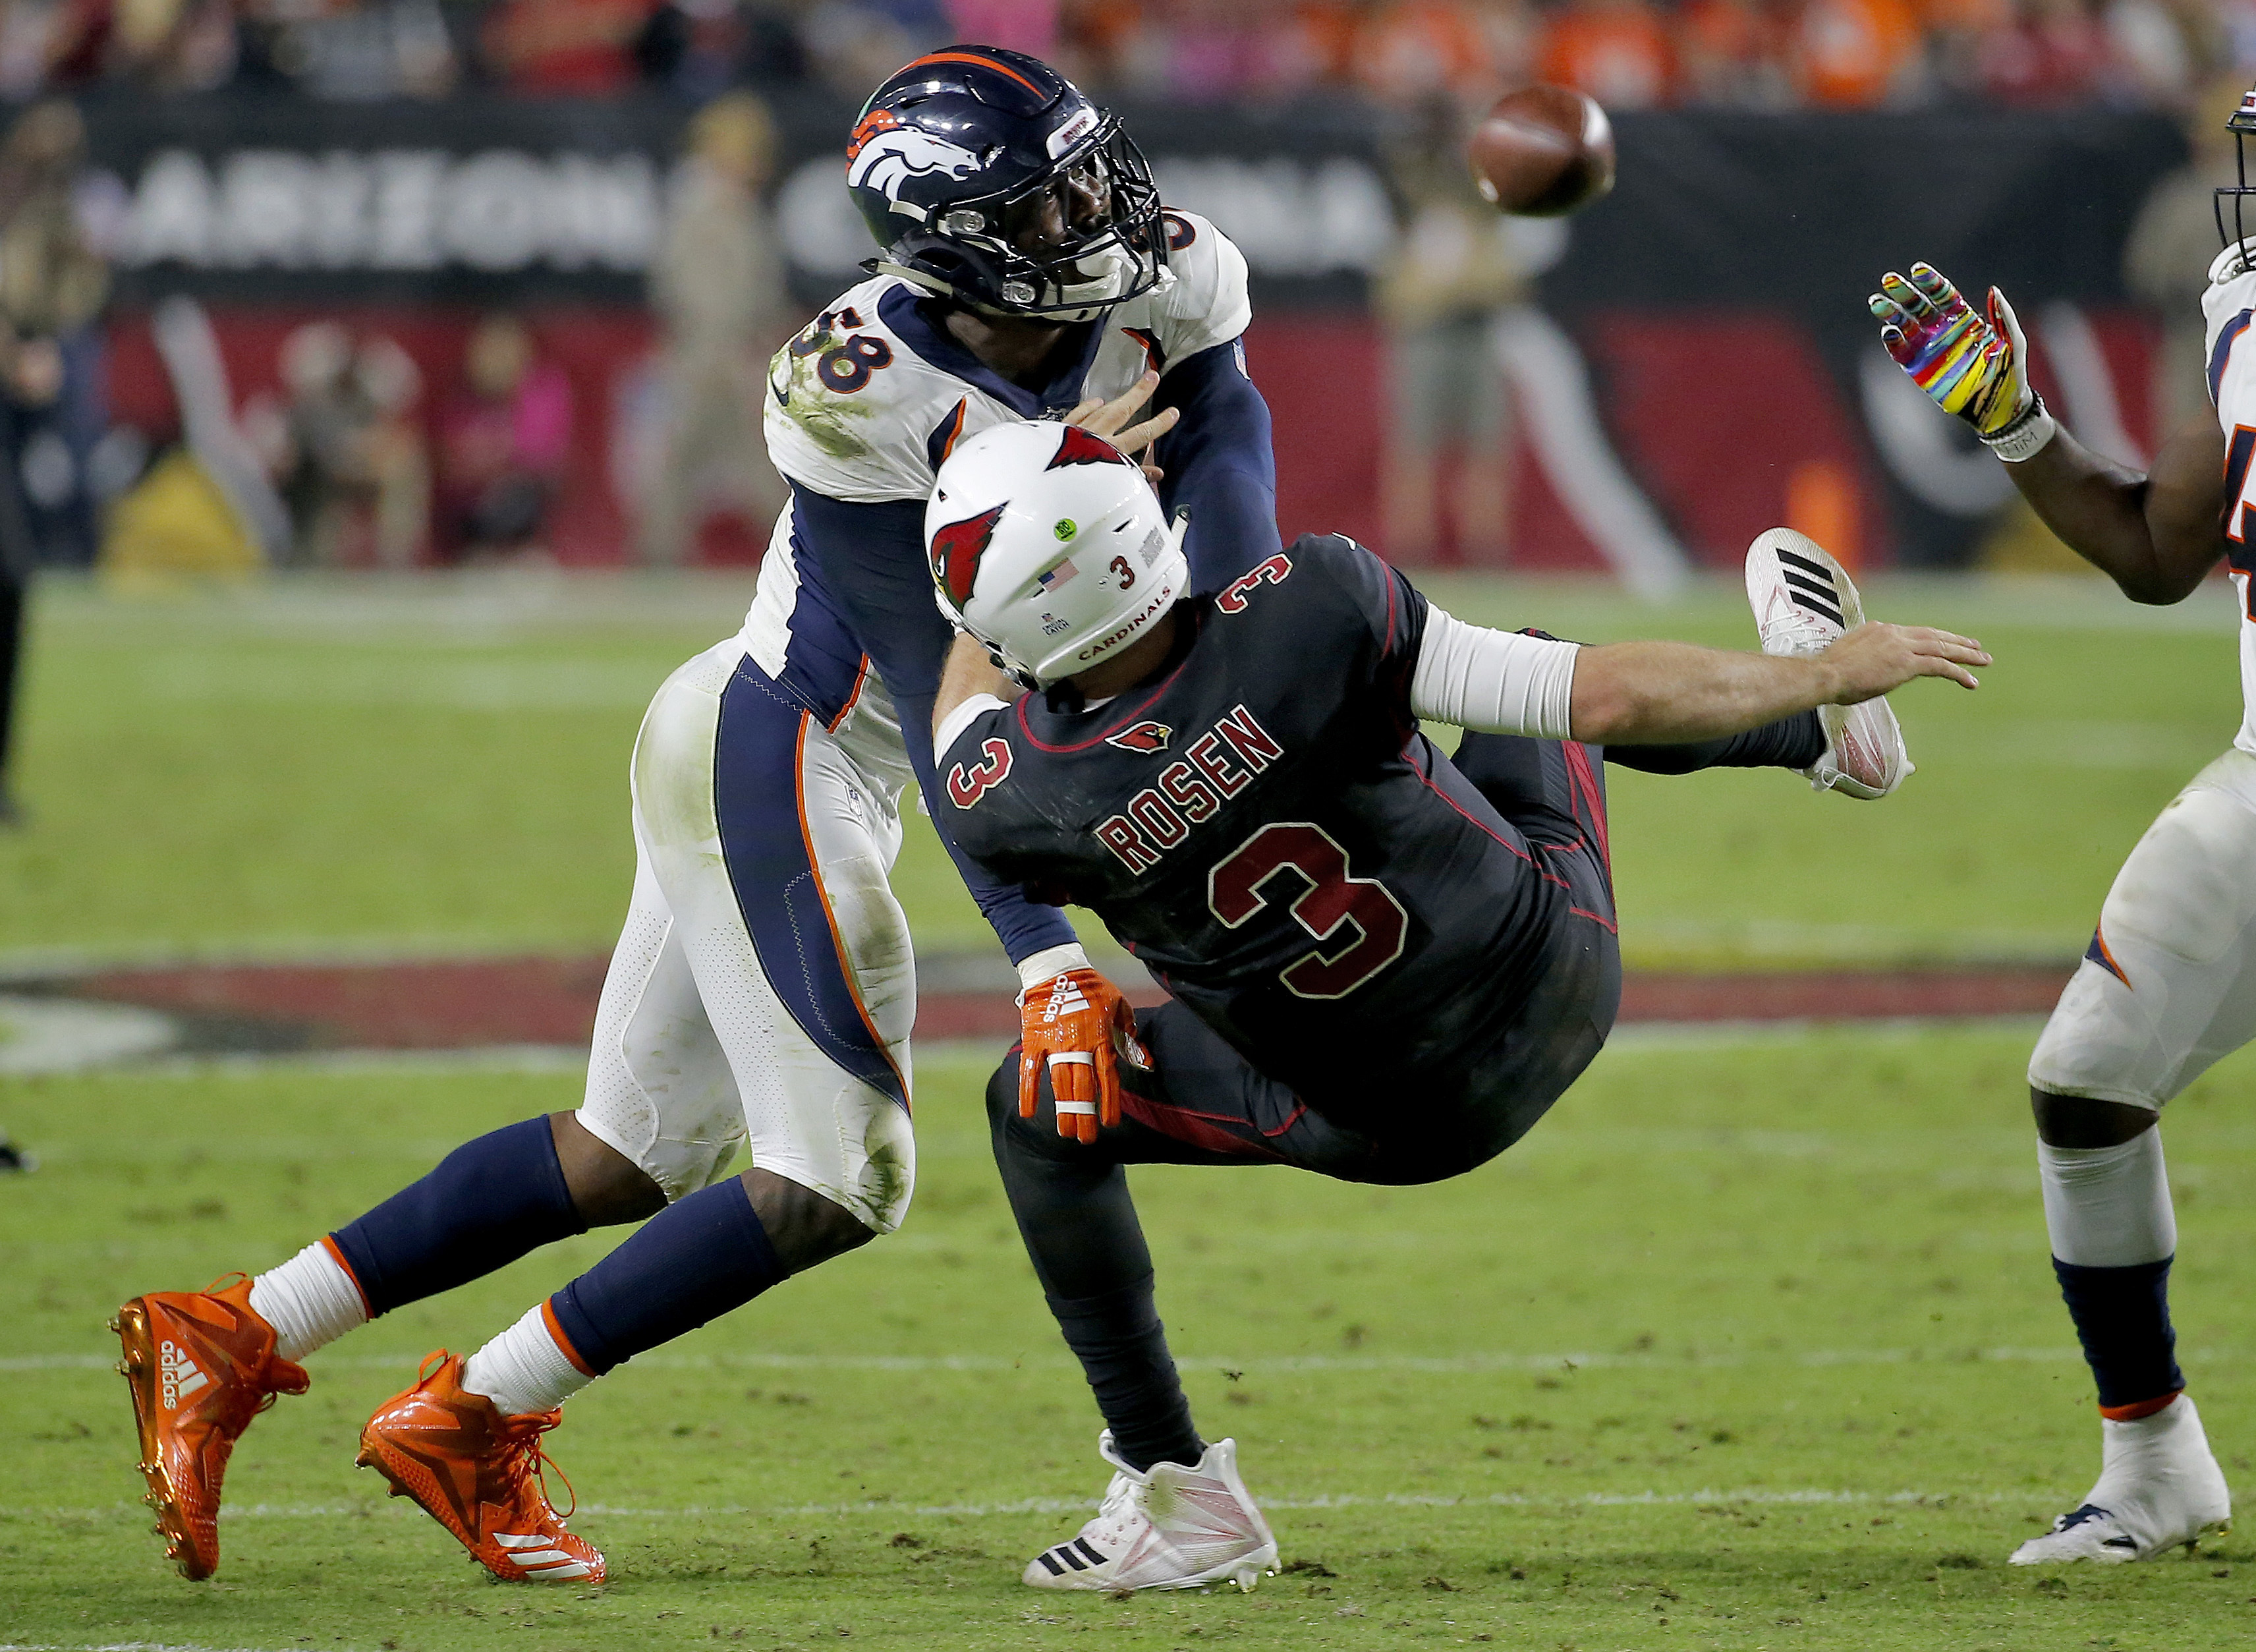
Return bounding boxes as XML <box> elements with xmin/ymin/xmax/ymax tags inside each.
<box><xmin>931</xmin><ymin>503</ymin><xmax>1005</xmax><ymax>612</ymax></box>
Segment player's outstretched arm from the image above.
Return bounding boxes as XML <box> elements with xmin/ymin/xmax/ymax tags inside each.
<box><xmin>2001</xmin><ymin>414</ymin><xmax>2226</xmax><ymax>606</ymax></box>
<box><xmin>1569</xmin><ymin>626</ymin><xmax>1988</xmax><ymax>747</ymax></box>
<box><xmin>1871</xmin><ymin>261</ymin><xmax>2225</xmax><ymax>605</ymax></box>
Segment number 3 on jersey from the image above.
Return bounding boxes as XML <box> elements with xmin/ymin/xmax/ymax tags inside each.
<box><xmin>1208</xmin><ymin>822</ymin><xmax>1409</xmax><ymax>999</ymax></box>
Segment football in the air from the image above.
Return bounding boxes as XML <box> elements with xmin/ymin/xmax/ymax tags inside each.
<box><xmin>1468</xmin><ymin>84</ymin><xmax>1616</xmax><ymax>217</ymax></box>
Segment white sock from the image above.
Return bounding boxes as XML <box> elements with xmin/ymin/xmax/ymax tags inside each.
<box><xmin>248</xmin><ymin>1240</ymin><xmax>370</xmax><ymax>1363</ymax></box>
<box><xmin>461</xmin><ymin>1304</ymin><xmax>594</xmax><ymax>1417</ymax></box>
<box><xmin>2039</xmin><ymin>1129</ymin><xmax>2176</xmax><ymax>1267</ymax></box>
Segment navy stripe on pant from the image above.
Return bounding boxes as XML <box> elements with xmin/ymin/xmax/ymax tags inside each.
<box><xmin>712</xmin><ymin>659</ymin><xmax>909</xmax><ymax>1114</ymax></box>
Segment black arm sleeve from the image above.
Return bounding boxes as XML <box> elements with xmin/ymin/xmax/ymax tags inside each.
<box><xmin>788</xmin><ymin>486</ymin><xmax>1077</xmax><ymax>965</ymax></box>
<box><xmin>1152</xmin><ymin>338</ymin><xmax>1280</xmax><ymax>597</ymax></box>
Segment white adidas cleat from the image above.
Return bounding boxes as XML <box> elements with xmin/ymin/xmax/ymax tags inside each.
<box><xmin>1744</xmin><ymin>527</ymin><xmax>1912</xmax><ymax>799</ymax></box>
<box><xmin>2010</xmin><ymin>1394</ymin><xmax>2232</xmax><ymax>1565</ymax></box>
<box><xmin>1023</xmin><ymin>1431</ymin><xmax>1278</xmax><ymax>1593</ymax></box>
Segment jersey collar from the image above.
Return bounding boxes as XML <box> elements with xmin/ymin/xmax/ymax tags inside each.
<box><xmin>879</xmin><ymin>284</ymin><xmax>1108</xmax><ymax>420</ymax></box>
<box><xmin>1015</xmin><ymin>606</ymin><xmax>1206</xmax><ymax>754</ymax></box>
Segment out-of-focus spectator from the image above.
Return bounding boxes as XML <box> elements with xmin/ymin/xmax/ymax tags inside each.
<box><xmin>249</xmin><ymin>321</ymin><xmax>430</xmax><ymax>567</ymax></box>
<box><xmin>1065</xmin><ymin>0</ymin><xmax>1357</xmax><ymax>104</ymax></box>
<box><xmin>482</xmin><ymin>0</ymin><xmax>656</xmax><ymax>94</ymax></box>
<box><xmin>1972</xmin><ymin>0</ymin><xmax>2110</xmax><ymax>105</ymax></box>
<box><xmin>1375</xmin><ymin>96</ymin><xmax>1533</xmax><ymax>567</ymax></box>
<box><xmin>636</xmin><ymin>0</ymin><xmax>805</xmax><ymax>98</ymax></box>
<box><xmin>38</xmin><ymin>0</ymin><xmax>238</xmax><ymax>90</ymax></box>
<box><xmin>1357</xmin><ymin>0</ymin><xmax>1508</xmax><ymax>105</ymax></box>
<box><xmin>1681</xmin><ymin>0</ymin><xmax>1790</xmax><ymax>105</ymax></box>
<box><xmin>2105</xmin><ymin>0</ymin><xmax>2211</xmax><ymax>109</ymax></box>
<box><xmin>0</xmin><ymin>99</ymin><xmax>107</xmax><ymax>826</ymax></box>
<box><xmin>800</xmin><ymin>0</ymin><xmax>947</xmax><ymax>99</ymax></box>
<box><xmin>945</xmin><ymin>0</ymin><xmax>1058</xmax><ymax>58</ymax></box>
<box><xmin>640</xmin><ymin>90</ymin><xmax>788</xmax><ymax>566</ymax></box>
<box><xmin>242</xmin><ymin>0</ymin><xmax>458</xmax><ymax>100</ymax></box>
<box><xmin>1789</xmin><ymin>0</ymin><xmax>1927</xmax><ymax>106</ymax></box>
<box><xmin>2127</xmin><ymin>74</ymin><xmax>2248</xmax><ymax>434</ymax></box>
<box><xmin>1537</xmin><ymin>0</ymin><xmax>1679</xmax><ymax>109</ymax></box>
<box><xmin>437</xmin><ymin>314</ymin><xmax>571</xmax><ymax>562</ymax></box>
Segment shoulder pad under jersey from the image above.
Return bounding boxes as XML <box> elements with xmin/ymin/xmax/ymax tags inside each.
<box><xmin>764</xmin><ymin>276</ymin><xmax>982</xmax><ymax>503</ymax></box>
<box><xmin>1125</xmin><ymin>210</ymin><xmax>1252</xmax><ymax>368</ymax></box>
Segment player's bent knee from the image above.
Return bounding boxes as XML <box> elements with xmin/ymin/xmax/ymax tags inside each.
<box><xmin>2027</xmin><ymin>965</ymin><xmax>2174</xmax><ymax>1113</ymax></box>
<box><xmin>743</xmin><ymin>1167</ymin><xmax>882</xmax><ymax>1271</ymax></box>
<box><xmin>550</xmin><ymin>1112</ymin><xmax>667</xmax><ymax>1226</ymax></box>
<box><xmin>2030</xmin><ymin>1087</ymin><xmax>2160</xmax><ymax>1149</ymax></box>
<box><xmin>984</xmin><ymin>1055</ymin><xmax>1019</xmax><ymax>1135</ymax></box>
<box><xmin>985</xmin><ymin>1050</ymin><xmax>1101</xmax><ymax>1166</ymax></box>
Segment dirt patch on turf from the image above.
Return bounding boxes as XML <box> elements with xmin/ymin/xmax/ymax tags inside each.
<box><xmin>4</xmin><ymin>954</ymin><xmax>2078</xmax><ymax>1059</ymax></box>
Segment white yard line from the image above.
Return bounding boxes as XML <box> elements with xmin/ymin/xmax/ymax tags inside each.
<box><xmin>0</xmin><ymin>1345</ymin><xmax>2115</xmax><ymax>1375</ymax></box>
<box><xmin>1</xmin><ymin>1485</ymin><xmax>2045</xmax><ymax>1527</ymax></box>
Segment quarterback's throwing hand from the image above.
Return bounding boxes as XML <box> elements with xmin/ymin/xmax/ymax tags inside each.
<box><xmin>1822</xmin><ymin>621</ymin><xmax>1990</xmax><ymax>702</ymax></box>
<box><xmin>1869</xmin><ymin>263</ymin><xmax>2053</xmax><ymax>460</ymax></box>
<box><xmin>1019</xmin><ymin>963</ymin><xmax>1148</xmax><ymax>1143</ymax></box>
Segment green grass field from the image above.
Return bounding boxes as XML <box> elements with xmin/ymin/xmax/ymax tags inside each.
<box><xmin>3</xmin><ymin>570</ymin><xmax>2254</xmax><ymax>1649</ymax></box>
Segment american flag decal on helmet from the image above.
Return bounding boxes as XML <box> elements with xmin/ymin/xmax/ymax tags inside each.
<box><xmin>931</xmin><ymin>504</ymin><xmax>1006</xmax><ymax>608</ymax></box>
<box><xmin>1048</xmin><ymin>426</ymin><xmax>1133</xmax><ymax>470</ymax></box>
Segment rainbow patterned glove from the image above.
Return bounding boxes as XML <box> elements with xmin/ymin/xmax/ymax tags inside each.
<box><xmin>1869</xmin><ymin>262</ymin><xmax>2056</xmax><ymax>463</ymax></box>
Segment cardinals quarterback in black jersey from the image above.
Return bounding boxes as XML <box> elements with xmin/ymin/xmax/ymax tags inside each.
<box><xmin>925</xmin><ymin>416</ymin><xmax>1988</xmax><ymax>1594</ymax></box>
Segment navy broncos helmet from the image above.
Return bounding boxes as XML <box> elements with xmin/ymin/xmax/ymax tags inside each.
<box><xmin>2220</xmin><ymin>83</ymin><xmax>2256</xmax><ymax>255</ymax></box>
<box><xmin>845</xmin><ymin>45</ymin><xmax>1168</xmax><ymax>323</ymax></box>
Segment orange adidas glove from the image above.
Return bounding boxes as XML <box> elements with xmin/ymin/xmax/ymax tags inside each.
<box><xmin>1017</xmin><ymin>946</ymin><xmax>1149</xmax><ymax>1143</ymax></box>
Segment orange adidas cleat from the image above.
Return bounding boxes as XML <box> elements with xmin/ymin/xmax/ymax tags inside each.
<box><xmin>111</xmin><ymin>1276</ymin><xmax>310</xmax><ymax>1580</ymax></box>
<box><xmin>356</xmin><ymin>1352</ymin><xmax>606</xmax><ymax>1584</ymax></box>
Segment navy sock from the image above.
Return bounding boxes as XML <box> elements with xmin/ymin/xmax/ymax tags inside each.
<box><xmin>1605</xmin><ymin>710</ymin><xmax>1826</xmax><ymax>776</ymax></box>
<box><xmin>1050</xmin><ymin>1275</ymin><xmax>1205</xmax><ymax>1475</ymax></box>
<box><xmin>331</xmin><ymin>1116</ymin><xmax>584</xmax><ymax>1316</ymax></box>
<box><xmin>549</xmin><ymin>1175</ymin><xmax>786</xmax><ymax>1375</ymax></box>
<box><xmin>2054</xmin><ymin>1256</ymin><xmax>2184</xmax><ymax>1411</ymax></box>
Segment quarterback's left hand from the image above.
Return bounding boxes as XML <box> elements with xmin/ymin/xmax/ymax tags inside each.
<box><xmin>1869</xmin><ymin>262</ymin><xmax>2050</xmax><ymax>457</ymax></box>
<box><xmin>1017</xmin><ymin>946</ymin><xmax>1149</xmax><ymax>1143</ymax></box>
<box><xmin>1063</xmin><ymin>369</ymin><xmax>1179</xmax><ymax>483</ymax></box>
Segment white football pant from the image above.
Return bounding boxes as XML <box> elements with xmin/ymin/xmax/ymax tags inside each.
<box><xmin>575</xmin><ymin>638</ymin><xmax>918</xmax><ymax>1233</ymax></box>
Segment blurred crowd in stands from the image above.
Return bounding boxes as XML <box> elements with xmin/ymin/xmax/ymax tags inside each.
<box><xmin>0</xmin><ymin>0</ymin><xmax>2238</xmax><ymax>113</ymax></box>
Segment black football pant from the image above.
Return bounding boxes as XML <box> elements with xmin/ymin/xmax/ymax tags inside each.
<box><xmin>988</xmin><ymin>730</ymin><xmax>1627</xmax><ymax>1473</ymax></box>
<box><xmin>987</xmin><ymin>718</ymin><xmax>1823</xmax><ymax>1474</ymax></box>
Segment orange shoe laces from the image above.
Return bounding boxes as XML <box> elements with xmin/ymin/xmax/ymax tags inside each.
<box><xmin>406</xmin><ymin>1350</ymin><xmax>580</xmax><ymax>1526</ymax></box>
<box><xmin>497</xmin><ymin>1413</ymin><xmax>578</xmax><ymax>1524</ymax></box>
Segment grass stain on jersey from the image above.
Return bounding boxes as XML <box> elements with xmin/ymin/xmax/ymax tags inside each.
<box><xmin>769</xmin><ymin>341</ymin><xmax>874</xmax><ymax>461</ymax></box>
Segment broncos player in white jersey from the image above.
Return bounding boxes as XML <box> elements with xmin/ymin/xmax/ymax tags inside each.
<box><xmin>1864</xmin><ymin>88</ymin><xmax>2256</xmax><ymax>1564</ymax></box>
<box><xmin>106</xmin><ymin>45</ymin><xmax>1277</xmax><ymax>1589</ymax></box>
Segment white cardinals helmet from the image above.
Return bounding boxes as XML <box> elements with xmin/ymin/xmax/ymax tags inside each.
<box><xmin>926</xmin><ymin>420</ymin><xmax>1188</xmax><ymax>689</ymax></box>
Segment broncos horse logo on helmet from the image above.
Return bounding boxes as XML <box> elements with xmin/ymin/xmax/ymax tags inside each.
<box><xmin>845</xmin><ymin>45</ymin><xmax>1170</xmax><ymax>325</ymax></box>
<box><xmin>847</xmin><ymin>124</ymin><xmax>984</xmax><ymax>199</ymax></box>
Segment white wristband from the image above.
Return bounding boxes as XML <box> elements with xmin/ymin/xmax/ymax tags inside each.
<box><xmin>1983</xmin><ymin>396</ymin><xmax>2058</xmax><ymax>465</ymax></box>
<box><xmin>1017</xmin><ymin>942</ymin><xmax>1090</xmax><ymax>993</ymax></box>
